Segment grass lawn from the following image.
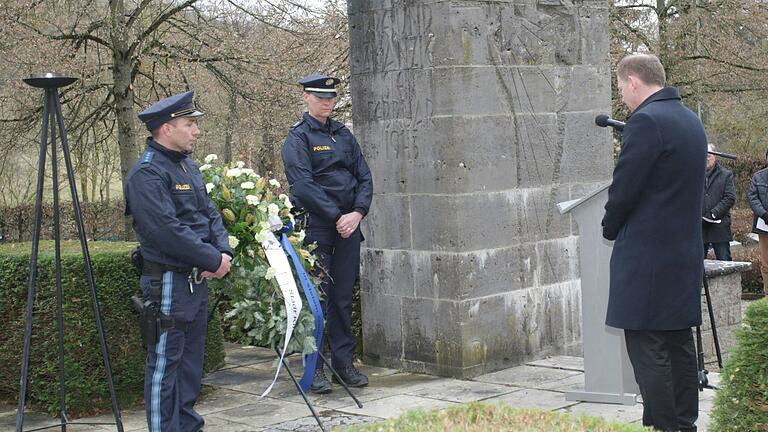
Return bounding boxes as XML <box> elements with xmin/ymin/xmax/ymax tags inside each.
<box><xmin>346</xmin><ymin>402</ymin><xmax>650</xmax><ymax>432</ymax></box>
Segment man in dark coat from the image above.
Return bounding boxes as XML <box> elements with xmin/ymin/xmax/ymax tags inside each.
<box><xmin>702</xmin><ymin>144</ymin><xmax>735</xmax><ymax>261</ymax></box>
<box><xmin>602</xmin><ymin>54</ymin><xmax>706</xmax><ymax>431</ymax></box>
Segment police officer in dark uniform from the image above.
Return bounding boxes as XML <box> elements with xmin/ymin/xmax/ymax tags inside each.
<box><xmin>124</xmin><ymin>91</ymin><xmax>233</xmax><ymax>432</ymax></box>
<box><xmin>281</xmin><ymin>74</ymin><xmax>373</xmax><ymax>393</ymax></box>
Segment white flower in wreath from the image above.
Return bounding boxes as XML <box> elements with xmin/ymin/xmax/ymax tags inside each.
<box><xmin>247</xmin><ymin>248</ymin><xmax>255</xmax><ymax>258</ymax></box>
<box><xmin>204</xmin><ymin>154</ymin><xmax>218</xmax><ymax>163</ymax></box>
<box><xmin>279</xmin><ymin>194</ymin><xmax>293</xmax><ymax>209</ymax></box>
<box><xmin>264</xmin><ymin>267</ymin><xmax>276</xmax><ymax>280</ymax></box>
<box><xmin>199</xmin><ymin>164</ymin><xmax>212</xmax><ymax>172</ymax></box>
<box><xmin>245</xmin><ymin>195</ymin><xmax>260</xmax><ymax>206</ymax></box>
<box><xmin>236</xmin><ymin>161</ymin><xmax>246</xmax><ymax>169</ymax></box>
<box><xmin>295</xmin><ymin>230</ymin><xmax>306</xmax><ymax>243</ymax></box>
<box><xmin>226</xmin><ymin>168</ymin><xmax>242</xmax><ymax>177</ymax></box>
<box><xmin>205</xmin><ymin>183</ymin><xmax>215</xmax><ymax>193</ymax></box>
<box><xmin>228</xmin><ymin>235</ymin><xmax>240</xmax><ymax>248</ymax></box>
<box><xmin>268</xmin><ymin>203</ymin><xmax>280</xmax><ymax>216</ymax></box>
<box><xmin>241</xmin><ymin>181</ymin><xmax>255</xmax><ymax>190</ymax></box>
<box><xmin>241</xmin><ymin>168</ymin><xmax>256</xmax><ymax>177</ymax></box>
<box><xmin>256</xmin><ymin>228</ymin><xmax>271</xmax><ymax>243</ymax></box>
<box><xmin>269</xmin><ymin>179</ymin><xmax>280</xmax><ymax>188</ymax></box>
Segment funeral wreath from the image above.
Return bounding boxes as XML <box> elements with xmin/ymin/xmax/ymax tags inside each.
<box><xmin>200</xmin><ymin>154</ymin><xmax>319</xmax><ymax>355</ymax></box>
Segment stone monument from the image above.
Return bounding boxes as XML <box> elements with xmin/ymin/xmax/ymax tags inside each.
<box><xmin>348</xmin><ymin>0</ymin><xmax>613</xmax><ymax>377</ymax></box>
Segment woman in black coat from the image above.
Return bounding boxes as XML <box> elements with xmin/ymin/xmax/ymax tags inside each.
<box><xmin>702</xmin><ymin>144</ymin><xmax>735</xmax><ymax>261</ymax></box>
<box><xmin>747</xmin><ymin>148</ymin><xmax>768</xmax><ymax>294</ymax></box>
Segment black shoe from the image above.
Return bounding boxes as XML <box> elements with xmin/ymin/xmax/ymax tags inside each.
<box><xmin>332</xmin><ymin>365</ymin><xmax>369</xmax><ymax>387</ymax></box>
<box><xmin>310</xmin><ymin>368</ymin><xmax>332</xmax><ymax>394</ymax></box>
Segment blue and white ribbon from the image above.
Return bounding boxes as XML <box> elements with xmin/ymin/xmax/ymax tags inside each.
<box><xmin>260</xmin><ymin>231</ymin><xmax>302</xmax><ymax>397</ymax></box>
<box><xmin>280</xmin><ymin>233</ymin><xmax>324</xmax><ymax>391</ymax></box>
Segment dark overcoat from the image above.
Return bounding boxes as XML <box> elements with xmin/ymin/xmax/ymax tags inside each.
<box><xmin>602</xmin><ymin>87</ymin><xmax>706</xmax><ymax>330</ymax></box>
<box><xmin>702</xmin><ymin>163</ymin><xmax>735</xmax><ymax>244</ymax></box>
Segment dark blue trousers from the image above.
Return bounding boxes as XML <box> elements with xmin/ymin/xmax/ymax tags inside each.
<box><xmin>142</xmin><ymin>272</ymin><xmax>208</xmax><ymax>432</ymax></box>
<box><xmin>704</xmin><ymin>242</ymin><xmax>731</xmax><ymax>261</ymax></box>
<box><xmin>306</xmin><ymin>225</ymin><xmax>361</xmax><ymax>369</ymax></box>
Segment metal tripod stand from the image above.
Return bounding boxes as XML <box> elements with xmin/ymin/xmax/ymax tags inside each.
<box><xmin>696</xmin><ymin>272</ymin><xmax>723</xmax><ymax>391</ymax></box>
<box><xmin>15</xmin><ymin>73</ymin><xmax>124</xmax><ymax>432</ymax></box>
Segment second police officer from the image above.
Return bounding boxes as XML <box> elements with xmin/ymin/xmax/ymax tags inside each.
<box><xmin>281</xmin><ymin>74</ymin><xmax>373</xmax><ymax>394</ymax></box>
<box><xmin>124</xmin><ymin>91</ymin><xmax>233</xmax><ymax>432</ymax></box>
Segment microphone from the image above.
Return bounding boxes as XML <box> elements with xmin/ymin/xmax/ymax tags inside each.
<box><xmin>708</xmin><ymin>150</ymin><xmax>737</xmax><ymax>160</ymax></box>
<box><xmin>595</xmin><ymin>114</ymin><xmax>625</xmax><ymax>131</ymax></box>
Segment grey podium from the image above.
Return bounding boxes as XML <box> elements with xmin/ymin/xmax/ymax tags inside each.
<box><xmin>558</xmin><ymin>183</ymin><xmax>639</xmax><ymax>405</ymax></box>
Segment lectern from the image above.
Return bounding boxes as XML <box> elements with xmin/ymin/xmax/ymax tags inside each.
<box><xmin>557</xmin><ymin>183</ymin><xmax>639</xmax><ymax>405</ymax></box>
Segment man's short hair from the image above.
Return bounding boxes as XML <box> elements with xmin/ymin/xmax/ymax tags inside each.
<box><xmin>617</xmin><ymin>54</ymin><xmax>666</xmax><ymax>87</ymax></box>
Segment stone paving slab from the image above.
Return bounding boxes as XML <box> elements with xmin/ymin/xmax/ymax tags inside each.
<box><xmin>221</xmin><ymin>343</ymin><xmax>278</xmax><ymax>369</ymax></box>
<box><xmin>202</xmin><ymin>364</ymin><xmax>291</xmax><ymax>395</ymax></box>
<box><xmin>526</xmin><ymin>355</ymin><xmax>585</xmax><ymax>372</ymax></box>
<box><xmin>483</xmin><ymin>388</ymin><xmax>580</xmax><ymax>411</ymax></box>
<box><xmin>198</xmin><ymin>415</ymin><xmax>266</xmax><ymax>432</ymax></box>
<box><xmin>87</xmin><ymin>408</ymin><xmax>148</xmax><ymax>432</ymax></box>
<box><xmin>198</xmin><ymin>388</ymin><xmax>272</xmax><ymax>415</ymax></box>
<box><xmin>473</xmin><ymin>364</ymin><xmax>582</xmax><ymax>388</ymax></box>
<box><xmin>334</xmin><ymin>394</ymin><xmax>459</xmax><ymax>419</ymax></box>
<box><xmin>263</xmin><ymin>413</ymin><xmax>378</xmax><ymax>431</ymax></box>
<box><xmin>535</xmin><ymin>373</ymin><xmax>586</xmax><ymax>392</ymax></box>
<box><xmin>267</xmin><ymin>371</ymin><xmax>442</xmax><ymax>410</ymax></box>
<box><xmin>561</xmin><ymin>401</ymin><xmax>644</xmax><ymax>424</ymax></box>
<box><xmin>207</xmin><ymin>398</ymin><xmax>318</xmax><ymax>428</ymax></box>
<box><xmin>402</xmin><ymin>378</ymin><xmax>521</xmax><ymax>403</ymax></box>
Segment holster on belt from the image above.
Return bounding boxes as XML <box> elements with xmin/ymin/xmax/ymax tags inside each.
<box><xmin>131</xmin><ymin>272</ymin><xmax>189</xmax><ymax>347</ymax></box>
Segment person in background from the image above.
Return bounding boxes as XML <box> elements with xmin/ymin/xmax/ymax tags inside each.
<box><xmin>702</xmin><ymin>143</ymin><xmax>735</xmax><ymax>261</ymax></box>
<box><xmin>747</xmin><ymin>148</ymin><xmax>768</xmax><ymax>295</ymax></box>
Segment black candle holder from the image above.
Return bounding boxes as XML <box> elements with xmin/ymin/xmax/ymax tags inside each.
<box><xmin>16</xmin><ymin>73</ymin><xmax>124</xmax><ymax>432</ymax></box>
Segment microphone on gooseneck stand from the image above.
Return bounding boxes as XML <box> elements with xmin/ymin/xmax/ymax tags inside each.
<box><xmin>595</xmin><ymin>114</ymin><xmax>626</xmax><ymax>131</ymax></box>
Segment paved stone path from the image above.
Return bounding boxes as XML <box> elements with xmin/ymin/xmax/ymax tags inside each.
<box><xmin>1</xmin><ymin>342</ymin><xmax>719</xmax><ymax>431</ymax></box>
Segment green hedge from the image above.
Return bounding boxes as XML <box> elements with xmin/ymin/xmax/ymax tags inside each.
<box><xmin>0</xmin><ymin>241</ymin><xmax>225</xmax><ymax>416</ymax></box>
<box><xmin>711</xmin><ymin>298</ymin><xmax>768</xmax><ymax>431</ymax></box>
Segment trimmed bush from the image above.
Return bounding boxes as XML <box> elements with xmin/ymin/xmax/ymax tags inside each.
<box><xmin>0</xmin><ymin>241</ymin><xmax>225</xmax><ymax>416</ymax></box>
<box><xmin>346</xmin><ymin>403</ymin><xmax>651</xmax><ymax>432</ymax></box>
<box><xmin>711</xmin><ymin>298</ymin><xmax>768</xmax><ymax>431</ymax></box>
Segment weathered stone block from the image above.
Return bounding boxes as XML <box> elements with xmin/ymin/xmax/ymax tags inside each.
<box><xmin>402</xmin><ymin>297</ymin><xmax>462</xmax><ymax>370</ymax></box>
<box><xmin>362</xmin><ymin>194</ymin><xmax>412</xmax><ymax>249</ymax></box>
<box><xmin>459</xmin><ymin>281</ymin><xmax>582</xmax><ymax>374</ymax></box>
<box><xmin>361</xmin><ymin>292</ymin><xmax>404</xmax><ymax>368</ymax></box>
<box><xmin>361</xmin><ymin>248</ymin><xmax>415</xmax><ymax>297</ymax></box>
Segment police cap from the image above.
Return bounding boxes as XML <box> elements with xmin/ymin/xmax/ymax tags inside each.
<box><xmin>298</xmin><ymin>74</ymin><xmax>340</xmax><ymax>99</ymax></box>
<box><xmin>138</xmin><ymin>91</ymin><xmax>204</xmax><ymax>131</ymax></box>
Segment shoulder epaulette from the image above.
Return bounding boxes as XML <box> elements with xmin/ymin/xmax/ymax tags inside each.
<box><xmin>140</xmin><ymin>150</ymin><xmax>154</xmax><ymax>165</ymax></box>
<box><xmin>291</xmin><ymin>118</ymin><xmax>305</xmax><ymax>129</ymax></box>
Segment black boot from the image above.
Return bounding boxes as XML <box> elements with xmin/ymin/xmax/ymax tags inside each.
<box><xmin>332</xmin><ymin>365</ymin><xmax>369</xmax><ymax>387</ymax></box>
<box><xmin>310</xmin><ymin>367</ymin><xmax>332</xmax><ymax>394</ymax></box>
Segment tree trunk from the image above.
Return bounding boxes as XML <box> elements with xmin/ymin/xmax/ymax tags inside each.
<box><xmin>110</xmin><ymin>0</ymin><xmax>138</xmax><ymax>239</ymax></box>
<box><xmin>224</xmin><ymin>92</ymin><xmax>237</xmax><ymax>164</ymax></box>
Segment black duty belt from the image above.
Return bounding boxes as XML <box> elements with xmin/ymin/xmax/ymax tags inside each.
<box><xmin>142</xmin><ymin>260</ymin><xmax>192</xmax><ymax>277</ymax></box>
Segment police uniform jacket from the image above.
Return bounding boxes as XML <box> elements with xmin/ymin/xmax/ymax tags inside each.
<box><xmin>281</xmin><ymin>112</ymin><xmax>373</xmax><ymax>226</ymax></box>
<box><xmin>702</xmin><ymin>162</ymin><xmax>735</xmax><ymax>244</ymax></box>
<box><xmin>124</xmin><ymin>138</ymin><xmax>232</xmax><ymax>271</ymax></box>
<box><xmin>602</xmin><ymin>86</ymin><xmax>706</xmax><ymax>331</ymax></box>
